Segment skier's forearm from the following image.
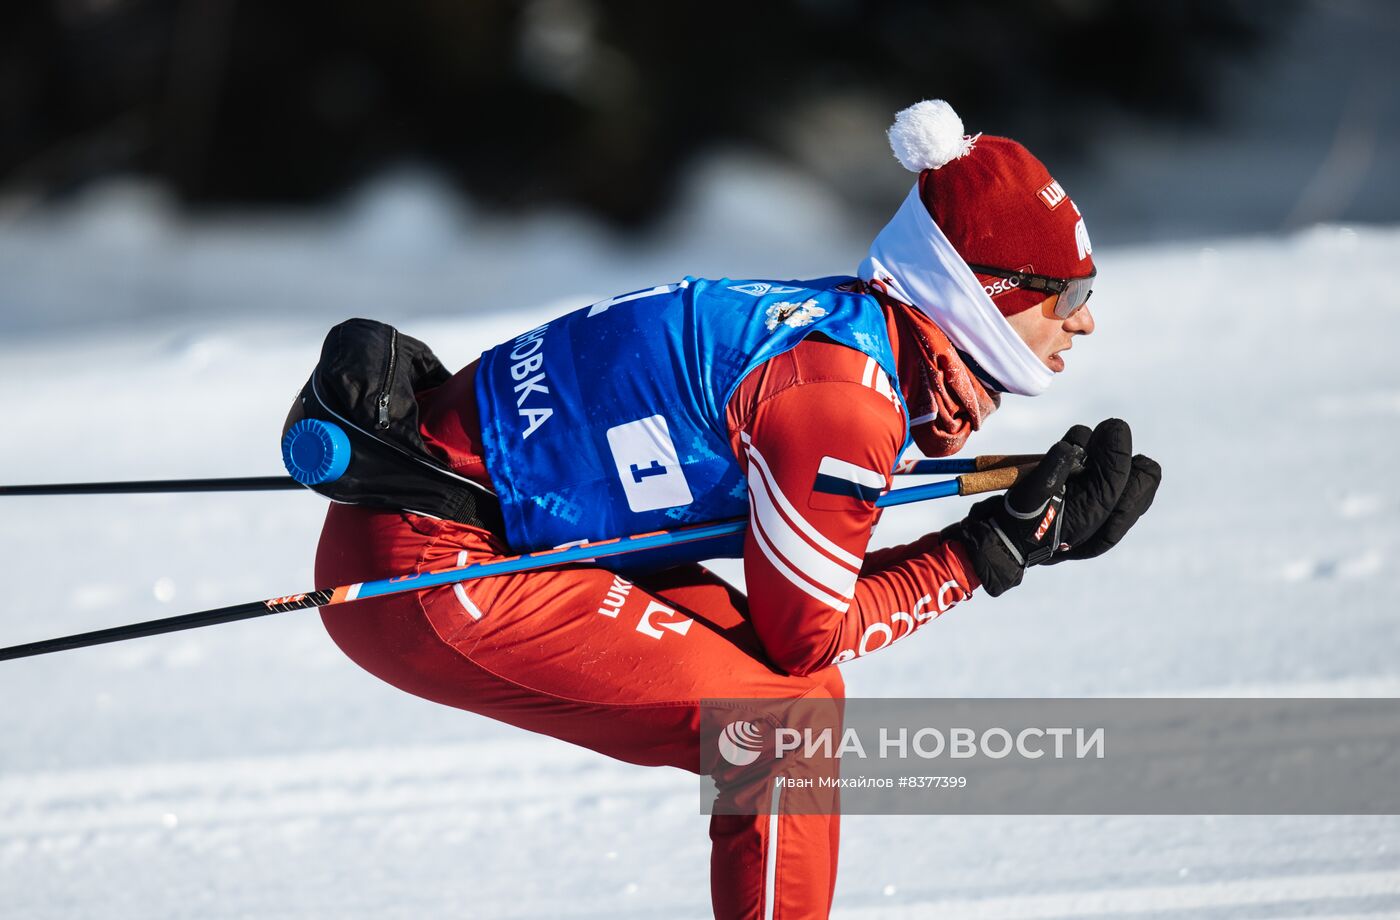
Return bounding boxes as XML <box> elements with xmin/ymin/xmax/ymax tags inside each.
<box><xmin>825</xmin><ymin>529</ymin><xmax>978</xmax><ymax>667</ymax></box>
<box><xmin>860</xmin><ymin>526</ymin><xmax>978</xmax><ymax>581</ymax></box>
<box><xmin>746</xmin><ymin>528</ymin><xmax>979</xmax><ymax>676</ymax></box>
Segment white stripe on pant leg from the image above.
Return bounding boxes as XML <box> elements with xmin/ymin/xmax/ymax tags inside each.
<box><xmin>451</xmin><ymin>550</ymin><xmax>483</xmax><ymax>619</ymax></box>
<box><xmin>765</xmin><ymin>778</ymin><xmax>781</xmax><ymax>920</ymax></box>
<box><xmin>452</xmin><ymin>582</ymin><xmax>483</xmax><ymax>620</ymax></box>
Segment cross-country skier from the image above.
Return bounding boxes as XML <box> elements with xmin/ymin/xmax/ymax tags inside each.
<box><xmin>313</xmin><ymin>99</ymin><xmax>1161</xmax><ymax>919</ymax></box>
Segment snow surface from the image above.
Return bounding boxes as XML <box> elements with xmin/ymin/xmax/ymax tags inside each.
<box><xmin>2</xmin><ymin>178</ymin><xmax>1399</xmax><ymax>916</ymax></box>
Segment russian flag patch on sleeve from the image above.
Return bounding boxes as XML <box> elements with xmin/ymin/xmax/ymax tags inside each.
<box><xmin>810</xmin><ymin>455</ymin><xmax>886</xmax><ymax>509</ymax></box>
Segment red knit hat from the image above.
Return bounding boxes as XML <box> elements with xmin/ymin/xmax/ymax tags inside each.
<box><xmin>889</xmin><ymin>101</ymin><xmax>1095</xmax><ymax>317</ymax></box>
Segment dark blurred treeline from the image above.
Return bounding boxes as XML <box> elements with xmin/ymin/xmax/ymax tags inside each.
<box><xmin>1</xmin><ymin>0</ymin><xmax>1288</xmax><ymax>226</ymax></box>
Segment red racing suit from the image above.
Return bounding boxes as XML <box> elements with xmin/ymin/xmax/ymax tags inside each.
<box><xmin>315</xmin><ymin>292</ymin><xmax>993</xmax><ymax>919</ymax></box>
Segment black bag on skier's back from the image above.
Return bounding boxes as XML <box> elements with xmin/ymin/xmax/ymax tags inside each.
<box><xmin>282</xmin><ymin>318</ymin><xmax>503</xmax><ymax>532</ymax></box>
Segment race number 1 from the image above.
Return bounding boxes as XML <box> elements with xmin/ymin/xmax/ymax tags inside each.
<box><xmin>605</xmin><ymin>415</ymin><xmax>694</xmax><ymax>513</ymax></box>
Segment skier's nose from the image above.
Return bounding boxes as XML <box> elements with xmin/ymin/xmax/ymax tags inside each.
<box><xmin>1066</xmin><ymin>305</ymin><xmax>1095</xmax><ymax>336</ymax></box>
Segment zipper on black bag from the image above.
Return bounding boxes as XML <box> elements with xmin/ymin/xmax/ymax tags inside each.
<box><xmin>376</xmin><ymin>328</ymin><xmax>398</xmax><ymax>429</ymax></box>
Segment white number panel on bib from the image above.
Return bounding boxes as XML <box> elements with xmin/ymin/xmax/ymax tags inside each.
<box><xmin>605</xmin><ymin>415</ymin><xmax>695</xmax><ymax>513</ymax></box>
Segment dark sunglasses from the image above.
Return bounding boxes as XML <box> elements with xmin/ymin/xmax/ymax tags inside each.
<box><xmin>967</xmin><ymin>263</ymin><xmax>1096</xmax><ymax>319</ymax></box>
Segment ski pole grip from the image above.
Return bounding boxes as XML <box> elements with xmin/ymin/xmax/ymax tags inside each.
<box><xmin>974</xmin><ymin>453</ymin><xmax>1043</xmax><ymax>471</ymax></box>
<box><xmin>958</xmin><ymin>463</ymin><xmax>1038</xmax><ymax>496</ymax></box>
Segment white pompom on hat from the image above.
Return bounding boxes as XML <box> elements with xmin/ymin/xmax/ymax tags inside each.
<box><xmin>886</xmin><ymin>99</ymin><xmax>978</xmax><ymax>172</ymax></box>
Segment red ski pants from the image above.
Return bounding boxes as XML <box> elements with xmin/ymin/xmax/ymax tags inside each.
<box><xmin>316</xmin><ymin>504</ymin><xmax>844</xmax><ymax>919</ymax></box>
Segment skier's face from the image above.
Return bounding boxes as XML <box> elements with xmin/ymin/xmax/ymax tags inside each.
<box><xmin>1004</xmin><ymin>295</ymin><xmax>1095</xmax><ymax>373</ymax></box>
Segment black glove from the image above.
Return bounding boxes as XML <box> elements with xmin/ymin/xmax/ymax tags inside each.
<box><xmin>950</xmin><ymin>419</ymin><xmax>1162</xmax><ymax>597</ymax></box>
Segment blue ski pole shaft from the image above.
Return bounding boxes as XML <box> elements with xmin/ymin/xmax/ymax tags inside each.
<box><xmin>301</xmin><ymin>467</ymin><xmax>1024</xmax><ymax>606</ymax></box>
<box><xmin>0</xmin><ymin>456</ymin><xmax>1042</xmax><ymax>497</ymax></box>
<box><xmin>0</xmin><ymin>464</ymin><xmax>1035</xmax><ymax>662</ymax></box>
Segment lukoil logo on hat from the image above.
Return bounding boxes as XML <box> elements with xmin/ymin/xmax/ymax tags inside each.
<box><xmin>718</xmin><ymin>719</ymin><xmax>765</xmax><ymax>766</ymax></box>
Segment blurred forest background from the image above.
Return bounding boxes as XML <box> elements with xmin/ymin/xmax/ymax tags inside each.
<box><xmin>3</xmin><ymin>0</ymin><xmax>1397</xmax><ymax>233</ymax></box>
<box><xmin>1</xmin><ymin>0</ymin><xmax>1398</xmax><ymax>338</ymax></box>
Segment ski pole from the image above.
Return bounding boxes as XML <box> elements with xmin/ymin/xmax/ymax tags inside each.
<box><xmin>0</xmin><ymin>476</ymin><xmax>302</xmax><ymax>496</ymax></box>
<box><xmin>0</xmin><ymin>464</ymin><xmax>1032</xmax><ymax>662</ymax></box>
<box><xmin>896</xmin><ymin>455</ymin><xmax>1040</xmax><ymax>476</ymax></box>
<box><xmin>0</xmin><ymin>456</ymin><xmax>1042</xmax><ymax>497</ymax></box>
